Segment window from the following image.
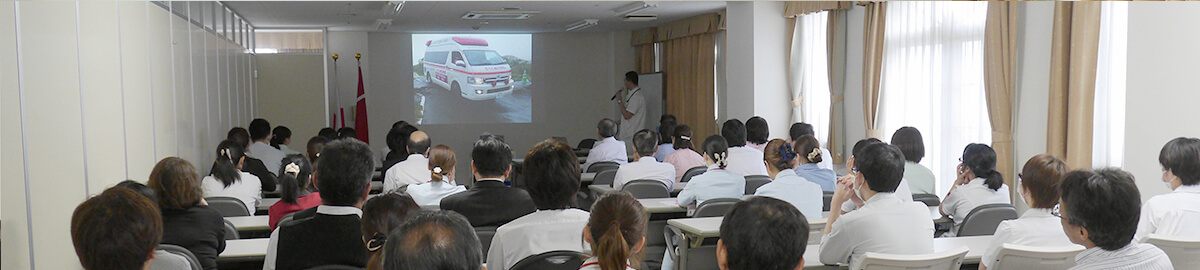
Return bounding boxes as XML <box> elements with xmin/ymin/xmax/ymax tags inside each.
<box><xmin>791</xmin><ymin>11</ymin><xmax>832</xmax><ymax>143</ymax></box>
<box><xmin>1093</xmin><ymin>2</ymin><xmax>1128</xmax><ymax>168</ymax></box>
<box><xmin>253</xmin><ymin>29</ymin><xmax>323</xmax><ymax>54</ymax></box>
<box><xmin>879</xmin><ymin>2</ymin><xmax>990</xmax><ymax>196</ymax></box>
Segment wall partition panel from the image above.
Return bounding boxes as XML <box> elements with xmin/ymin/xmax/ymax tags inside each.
<box><xmin>77</xmin><ymin>1</ymin><xmax>128</xmax><ymax>191</ymax></box>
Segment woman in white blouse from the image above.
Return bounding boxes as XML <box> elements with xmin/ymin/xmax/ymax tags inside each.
<box><xmin>980</xmin><ymin>154</ymin><xmax>1078</xmax><ymax>269</ymax></box>
<box><xmin>201</xmin><ymin>140</ymin><xmax>263</xmax><ymax>214</ymax></box>
<box><xmin>405</xmin><ymin>145</ymin><xmax>466</xmax><ymax>208</ymax></box>
<box><xmin>1135</xmin><ymin>137</ymin><xmax>1200</xmax><ymax>242</ymax></box>
<box><xmin>939</xmin><ymin>143</ymin><xmax>1010</xmax><ymax>237</ymax></box>
<box><xmin>754</xmin><ymin>139</ymin><xmax>824</xmax><ymax>220</ymax></box>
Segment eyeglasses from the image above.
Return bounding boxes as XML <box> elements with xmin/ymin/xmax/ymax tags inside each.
<box><xmin>1051</xmin><ymin>204</ymin><xmax>1065</xmax><ymax>220</ymax></box>
<box><xmin>851</xmin><ymin>167</ymin><xmax>859</xmax><ymax>173</ymax></box>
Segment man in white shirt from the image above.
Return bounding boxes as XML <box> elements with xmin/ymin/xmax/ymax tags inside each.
<box><xmin>616</xmin><ymin>71</ymin><xmax>646</xmax><ymax>143</ymax></box>
<box><xmin>820</xmin><ymin>143</ymin><xmax>934</xmax><ymax>269</ymax></box>
<box><xmin>838</xmin><ymin>138</ymin><xmax>913</xmax><ymax>213</ymax></box>
<box><xmin>721</xmin><ymin>119</ymin><xmax>768</xmax><ymax>176</ymax></box>
<box><xmin>1059</xmin><ymin>169</ymin><xmax>1173</xmax><ymax>270</ymax></box>
<box><xmin>247</xmin><ymin>118</ymin><xmax>286</xmax><ymax>176</ymax></box>
<box><xmin>487</xmin><ymin>140</ymin><xmax>590</xmax><ymax>270</ymax></box>
<box><xmin>613</xmin><ymin>129</ymin><xmax>676</xmax><ymax>190</ymax></box>
<box><xmin>1135</xmin><ymin>137</ymin><xmax>1200</xmax><ymax>242</ymax></box>
<box><xmin>582</xmin><ymin>118</ymin><xmax>629</xmax><ymax>172</ymax></box>
<box><xmin>383</xmin><ymin>131</ymin><xmax>433</xmax><ymax>193</ymax></box>
<box><xmin>789</xmin><ymin>122</ymin><xmax>834</xmax><ymax>171</ymax></box>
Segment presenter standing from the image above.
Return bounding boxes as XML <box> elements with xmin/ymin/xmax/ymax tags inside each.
<box><xmin>615</xmin><ymin>71</ymin><xmax>646</xmax><ymax>144</ymax></box>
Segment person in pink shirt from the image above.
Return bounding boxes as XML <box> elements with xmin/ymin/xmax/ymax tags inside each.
<box><xmin>663</xmin><ymin>125</ymin><xmax>706</xmax><ymax>186</ymax></box>
<box><xmin>268</xmin><ymin>154</ymin><xmax>321</xmax><ymax>230</ymax></box>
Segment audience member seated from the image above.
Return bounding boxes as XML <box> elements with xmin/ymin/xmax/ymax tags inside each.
<box><xmin>225</xmin><ymin>127</ymin><xmax>278</xmax><ymax>192</ymax></box>
<box><xmin>384</xmin><ymin>131</ymin><xmax>434</xmax><ymax>193</ymax></box>
<box><xmin>581</xmin><ymin>192</ymin><xmax>648</xmax><ymax>270</ymax></box>
<box><xmin>677</xmin><ymin>135</ymin><xmax>746</xmax><ymax>207</ymax></box>
<box><xmin>149</xmin><ymin>157</ymin><xmax>226</xmax><ymax>270</ymax></box>
<box><xmin>383</xmin><ymin>211</ymin><xmax>483</xmax><ymax>270</ymax></box>
<box><xmin>1136</xmin><ymin>137</ymin><xmax>1200</xmax><ymax>242</ymax></box>
<box><xmin>891</xmin><ymin>127</ymin><xmax>936</xmax><ymax>195</ymax></box>
<box><xmin>755</xmin><ymin>139</ymin><xmax>823</xmax><ymax>220</ymax></box>
<box><xmin>406</xmin><ymin>145</ymin><xmax>467</xmax><ymax>208</ymax></box>
<box><xmin>268</xmin><ymin>154</ymin><xmax>320</xmax><ymax>230</ymax></box>
<box><xmin>980</xmin><ymin>154</ymin><xmax>1075</xmax><ymax>270</ymax></box>
<box><xmin>940</xmin><ymin>143</ymin><xmax>1010</xmax><ymax>237</ymax></box>
<box><xmin>584</xmin><ymin>118</ymin><xmax>630</xmax><ymax>172</ymax></box>
<box><xmin>653</xmin><ymin>116</ymin><xmax>677</xmax><ymax>162</ymax></box>
<box><xmin>118</xmin><ymin>180</ymin><xmax>160</xmax><ymax>203</ymax></box>
<box><xmin>792</xmin><ymin>135</ymin><xmax>837</xmax><ymax>192</ymax></box>
<box><xmin>318</xmin><ymin>127</ymin><xmax>338</xmax><ymax>140</ymax></box>
<box><xmin>745</xmin><ymin>116</ymin><xmax>770</xmax><ymax>152</ymax></box>
<box><xmin>201</xmin><ymin>140</ymin><xmax>263</xmax><ymax>214</ymax></box>
<box><xmin>306</xmin><ymin>136</ymin><xmax>327</xmax><ymax>164</ymax></box>
<box><xmin>379</xmin><ymin>121</ymin><xmax>408</xmax><ymax>161</ymax></box>
<box><xmin>440</xmin><ymin>135</ymin><xmax>536</xmax><ymax>227</ymax></box>
<box><xmin>663</xmin><ymin>125</ymin><xmax>706</xmax><ymax>185</ymax></box>
<box><xmin>264</xmin><ymin>139</ymin><xmax>374</xmax><ymax>270</ymax></box>
<box><xmin>361</xmin><ymin>193</ymin><xmax>421</xmax><ymax>270</ymax></box>
<box><xmin>248</xmin><ymin>118</ymin><xmax>287</xmax><ymax>177</ymax></box>
<box><xmin>487</xmin><ymin>139</ymin><xmax>591</xmax><ymax>270</ymax></box>
<box><xmin>721</xmin><ymin>119</ymin><xmax>768</xmax><ymax>176</ymax></box>
<box><xmin>337</xmin><ymin>127</ymin><xmax>358</xmax><ymax>140</ymax></box>
<box><xmin>718</xmin><ymin>196</ymin><xmax>810</xmax><ymax>270</ymax></box>
<box><xmin>788</xmin><ymin>122</ymin><xmax>833</xmax><ymax>171</ymax></box>
<box><xmin>117</xmin><ymin>180</ymin><xmax>193</xmax><ymax>270</ymax></box>
<box><xmin>819</xmin><ymin>143</ymin><xmax>934</xmax><ymax>268</ymax></box>
<box><xmin>271</xmin><ymin>126</ymin><xmax>302</xmax><ymax>155</ymax></box>
<box><xmin>1059</xmin><ymin>169</ymin><xmax>1173</xmax><ymax>270</ymax></box>
<box><xmin>381</xmin><ymin>123</ymin><xmax>419</xmax><ymax>173</ymax></box>
<box><xmin>613</xmin><ymin>129</ymin><xmax>676</xmax><ymax>190</ymax></box>
<box><xmin>71</xmin><ymin>186</ymin><xmax>163</xmax><ymax>270</ymax></box>
<box><xmin>838</xmin><ymin>139</ymin><xmax>913</xmax><ymax>213</ymax></box>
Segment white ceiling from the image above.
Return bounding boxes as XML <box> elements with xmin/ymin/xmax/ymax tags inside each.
<box><xmin>225</xmin><ymin>1</ymin><xmax>727</xmax><ymax>32</ymax></box>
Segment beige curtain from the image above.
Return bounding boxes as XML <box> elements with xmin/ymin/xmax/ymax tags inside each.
<box><xmin>861</xmin><ymin>2</ymin><xmax>887</xmax><ymax>139</ymax></box>
<box><xmin>632</xmin><ymin>28</ymin><xmax>658</xmax><ymax>73</ymax></box>
<box><xmin>785</xmin><ymin>1</ymin><xmax>853</xmax><ymax>18</ymax></box>
<box><xmin>663</xmin><ymin>34</ymin><xmax>718</xmax><ymax>143</ymax></box>
<box><xmin>984</xmin><ymin>2</ymin><xmax>1019</xmax><ymax>185</ymax></box>
<box><xmin>1048</xmin><ymin>2</ymin><xmax>1101</xmax><ymax>169</ymax></box>
<box><xmin>827</xmin><ymin>10</ymin><xmax>848</xmax><ymax>164</ymax></box>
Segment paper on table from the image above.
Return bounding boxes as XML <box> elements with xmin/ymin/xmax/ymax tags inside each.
<box><xmin>662</xmin><ymin>200</ymin><xmax>680</xmax><ymax>206</ymax></box>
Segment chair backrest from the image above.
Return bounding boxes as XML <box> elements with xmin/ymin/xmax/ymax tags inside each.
<box><xmin>1146</xmin><ymin>234</ymin><xmax>1200</xmax><ymax>270</ymax></box>
<box><xmin>205</xmin><ymin>197</ymin><xmax>250</xmax><ymax>217</ymax></box>
<box><xmin>593</xmin><ymin>169</ymin><xmax>618</xmax><ymax>186</ymax></box>
<box><xmin>475</xmin><ymin>226</ymin><xmax>498</xmax><ymax>260</ymax></box>
<box><xmin>223</xmin><ymin>219</ymin><xmax>240</xmax><ymax>240</ymax></box>
<box><xmin>685</xmin><ymin>245</ymin><xmax>720</xmax><ymax>270</ymax></box>
<box><xmin>744</xmin><ymin>175</ymin><xmax>771</xmax><ymax>195</ymax></box>
<box><xmin>552</xmin><ymin>136</ymin><xmax>569</xmax><ymax>145</ymax></box>
<box><xmin>643</xmin><ymin>220</ymin><xmax>668</xmax><ymax>270</ymax></box>
<box><xmin>278</xmin><ymin>211</ymin><xmax>299</xmax><ymax>228</ymax></box>
<box><xmin>681</xmin><ymin>166</ymin><xmax>708</xmax><ymax>183</ymax></box>
<box><xmin>958</xmin><ymin>204</ymin><xmax>1019</xmax><ymax>237</ymax></box>
<box><xmin>854</xmin><ymin>246</ymin><xmax>969</xmax><ymax>270</ymax></box>
<box><xmin>621</xmin><ymin>180</ymin><xmax>670</xmax><ymax>199</ymax></box>
<box><xmin>587</xmin><ymin>161</ymin><xmax>621</xmax><ymax>173</ymax></box>
<box><xmin>694</xmin><ymin>198</ymin><xmax>742</xmax><ymax>218</ymax></box>
<box><xmin>510</xmin><ymin>250</ymin><xmax>589</xmax><ymax>270</ymax></box>
<box><xmin>913</xmin><ymin>193</ymin><xmax>940</xmax><ymax>207</ymax></box>
<box><xmin>155</xmin><ymin>244</ymin><xmax>203</xmax><ymax>270</ymax></box>
<box><xmin>993</xmin><ymin>243</ymin><xmax>1084</xmax><ymax>270</ymax></box>
<box><xmin>304</xmin><ymin>265</ymin><xmax>365</xmax><ymax>270</ymax></box>
<box><xmin>577</xmin><ymin>138</ymin><xmax>598</xmax><ymax>150</ymax></box>
<box><xmin>822</xmin><ymin>191</ymin><xmax>834</xmax><ymax>211</ymax></box>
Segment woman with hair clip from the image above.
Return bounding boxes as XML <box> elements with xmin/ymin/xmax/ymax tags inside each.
<box><xmin>581</xmin><ymin>192</ymin><xmax>648</xmax><ymax>270</ymax></box>
<box><xmin>405</xmin><ymin>144</ymin><xmax>466</xmax><ymax>208</ymax></box>
<box><xmin>663</xmin><ymin>125</ymin><xmax>706</xmax><ymax>187</ymax></box>
<box><xmin>676</xmin><ymin>135</ymin><xmax>747</xmax><ymax>207</ymax></box>
<box><xmin>793</xmin><ymin>135</ymin><xmax>837</xmax><ymax>192</ymax></box>
<box><xmin>360</xmin><ymin>193</ymin><xmax>421</xmax><ymax>270</ymax></box>
<box><xmin>267</xmin><ymin>154</ymin><xmax>320</xmax><ymax>230</ymax></box>
<box><xmin>939</xmin><ymin>143</ymin><xmax>1010</xmax><ymax>237</ymax></box>
<box><xmin>270</xmin><ymin>126</ymin><xmax>302</xmax><ymax>155</ymax></box>
<box><xmin>305</xmin><ymin>136</ymin><xmax>328</xmax><ymax>164</ymax></box>
<box><xmin>754</xmin><ymin>139</ymin><xmax>824</xmax><ymax>220</ymax></box>
<box><xmin>201</xmin><ymin>140</ymin><xmax>263</xmax><ymax>214</ymax></box>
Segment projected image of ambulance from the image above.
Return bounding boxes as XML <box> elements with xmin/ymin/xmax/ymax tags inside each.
<box><xmin>422</xmin><ymin>37</ymin><xmax>514</xmax><ymax>101</ymax></box>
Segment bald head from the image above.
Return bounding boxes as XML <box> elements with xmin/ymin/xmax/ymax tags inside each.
<box><xmin>384</xmin><ymin>211</ymin><xmax>481</xmax><ymax>270</ymax></box>
<box><xmin>407</xmin><ymin>131</ymin><xmax>432</xmax><ymax>156</ymax></box>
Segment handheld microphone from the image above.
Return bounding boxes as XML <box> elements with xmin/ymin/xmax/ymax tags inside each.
<box><xmin>611</xmin><ymin>88</ymin><xmax>623</xmax><ymax>101</ymax></box>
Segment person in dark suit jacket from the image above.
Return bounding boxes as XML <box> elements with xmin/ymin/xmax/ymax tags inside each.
<box><xmin>226</xmin><ymin>127</ymin><xmax>278</xmax><ymax>192</ymax></box>
<box><xmin>440</xmin><ymin>135</ymin><xmax>536</xmax><ymax>227</ymax></box>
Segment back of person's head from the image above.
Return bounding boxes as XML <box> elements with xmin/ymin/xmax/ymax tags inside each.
<box><xmin>660</xmin><ymin>114</ymin><xmax>676</xmax><ymax>125</ymax></box>
<box><xmin>472</xmin><ymin>135</ymin><xmax>512</xmax><ymax>178</ymax></box>
<box><xmin>855</xmin><ymin>143</ymin><xmax>906</xmax><ymax>193</ymax></box>
<box><xmin>316</xmin><ymin>139</ymin><xmax>374</xmax><ymax>206</ymax></box>
<box><xmin>587</xmin><ymin>192</ymin><xmax>649</xmax><ymax>270</ymax></box>
<box><xmin>318</xmin><ymin>127</ymin><xmax>338</xmax><ymax>139</ymax></box>
<box><xmin>393</xmin><ymin>125</ymin><xmax>420</xmax><ymax>158</ymax></box>
<box><xmin>764</xmin><ymin>139</ymin><xmax>797</xmax><ymax>171</ymax></box>
<box><xmin>788</xmin><ymin>122</ymin><xmax>815</xmax><ymax>142</ymax></box>
<box><xmin>362</xmin><ymin>192</ymin><xmax>421</xmax><ymax>269</ymax></box>
<box><xmin>383</xmin><ymin>211</ymin><xmax>482</xmax><ymax>270</ymax></box>
<box><xmin>227</xmin><ymin>127</ymin><xmax>251</xmax><ymax>148</ymax></box>
<box><xmin>745</xmin><ymin>116</ymin><xmax>769</xmax><ymax>145</ymax></box>
<box><xmin>270</xmin><ymin>126</ymin><xmax>292</xmax><ymax>149</ymax></box>
<box><xmin>673</xmin><ymin>125</ymin><xmax>695</xmax><ymax>151</ymax></box>
<box><xmin>407</xmin><ymin>131</ymin><xmax>432</xmax><ymax>155</ymax></box>
<box><xmin>385</xmin><ymin>124</ymin><xmax>410</xmax><ymax>156</ymax></box>
<box><xmin>1020</xmin><ymin>154</ymin><xmax>1068</xmax><ymax>209</ymax></box>
<box><xmin>703</xmin><ymin>135</ymin><xmax>730</xmax><ymax>169</ymax></box>
<box><xmin>1159</xmin><ymin>137</ymin><xmax>1200</xmax><ymax>185</ymax></box>
<box><xmin>116</xmin><ymin>180</ymin><xmax>159</xmax><ymax>203</ymax></box>
<box><xmin>598</xmin><ymin>118</ymin><xmax>618</xmax><ymax>138</ymax></box>
<box><xmin>338</xmin><ymin>127</ymin><xmax>358</xmax><ymax>140</ymax></box>
<box><xmin>721</xmin><ymin>119</ymin><xmax>747</xmax><ymax>147</ymax></box>
<box><xmin>890</xmin><ymin>127</ymin><xmax>925</xmax><ymax>163</ymax></box>
<box><xmin>659</xmin><ymin>120</ymin><xmax>676</xmax><ymax>145</ymax></box>
<box><xmin>633</xmin><ymin>129</ymin><xmax>659</xmax><ymax>157</ymax></box>
<box><xmin>148</xmin><ymin>157</ymin><xmax>202</xmax><ymax>210</ymax></box>
<box><xmin>306</xmin><ymin>136</ymin><xmax>328</xmax><ymax>164</ymax></box>
<box><xmin>72</xmin><ymin>187</ymin><xmax>162</xmax><ymax>270</ymax></box>
<box><xmin>1059</xmin><ymin>168</ymin><xmax>1141</xmax><ymax>251</ymax></box>
<box><xmin>249</xmin><ymin>118</ymin><xmax>272</xmax><ymax>141</ymax></box>
<box><xmin>718</xmin><ymin>196</ymin><xmax>809</xmax><ymax>270</ymax></box>
<box><xmin>793</xmin><ymin>135</ymin><xmax>823</xmax><ymax>164</ymax></box>
<box><xmin>392</xmin><ymin>121</ymin><xmax>410</xmax><ymax>130</ymax></box>
<box><xmin>963</xmin><ymin>143</ymin><xmax>1003</xmax><ymax>190</ymax></box>
<box><xmin>212</xmin><ymin>140</ymin><xmax>245</xmax><ymax>188</ymax></box>
<box><xmin>625</xmin><ymin>71</ymin><xmax>639</xmax><ymax>85</ymax></box>
<box><xmin>851</xmin><ymin>138</ymin><xmax>883</xmax><ymax>158</ymax></box>
<box><xmin>428</xmin><ymin>145</ymin><xmax>456</xmax><ymax>183</ymax></box>
<box><xmin>523</xmin><ymin>139</ymin><xmax>580</xmax><ymax>210</ymax></box>
<box><xmin>278</xmin><ymin>154</ymin><xmax>315</xmax><ymax>204</ymax></box>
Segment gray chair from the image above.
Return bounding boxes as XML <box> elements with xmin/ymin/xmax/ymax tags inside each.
<box><xmin>744</xmin><ymin>175</ymin><xmax>771</xmax><ymax>195</ymax></box>
<box><xmin>205</xmin><ymin>197</ymin><xmax>250</xmax><ymax>217</ymax></box>
<box><xmin>223</xmin><ymin>219</ymin><xmax>240</xmax><ymax>240</ymax></box>
<box><xmin>586</xmin><ymin>161</ymin><xmax>621</xmax><ymax>173</ymax></box>
<box><xmin>957</xmin><ymin>204</ymin><xmax>1019</xmax><ymax>237</ymax></box>
<box><xmin>592</xmin><ymin>169</ymin><xmax>618</xmax><ymax>186</ymax></box>
<box><xmin>304</xmin><ymin>266</ymin><xmax>364</xmax><ymax>270</ymax></box>
<box><xmin>694</xmin><ymin>198</ymin><xmax>742</xmax><ymax>218</ymax></box>
<box><xmin>510</xmin><ymin>250</ymin><xmax>589</xmax><ymax>270</ymax></box>
<box><xmin>475</xmin><ymin>226</ymin><xmax>498</xmax><ymax>260</ymax></box>
<box><xmin>993</xmin><ymin>243</ymin><xmax>1084</xmax><ymax>270</ymax></box>
<box><xmin>277</xmin><ymin>211</ymin><xmax>300</xmax><ymax>228</ymax></box>
<box><xmin>822</xmin><ymin>191</ymin><xmax>835</xmax><ymax>211</ymax></box>
<box><xmin>1146</xmin><ymin>234</ymin><xmax>1200</xmax><ymax>270</ymax></box>
<box><xmin>643</xmin><ymin>220</ymin><xmax>668</xmax><ymax>270</ymax></box>
<box><xmin>680</xmin><ymin>166</ymin><xmax>708</xmax><ymax>183</ymax></box>
<box><xmin>621</xmin><ymin>180</ymin><xmax>670</xmax><ymax>199</ymax></box>
<box><xmin>576</xmin><ymin>138</ymin><xmax>597</xmax><ymax>150</ymax></box>
<box><xmin>154</xmin><ymin>244</ymin><xmax>203</xmax><ymax>270</ymax></box>
<box><xmin>665</xmin><ymin>225</ymin><xmax>720</xmax><ymax>270</ymax></box>
<box><xmin>913</xmin><ymin>193</ymin><xmax>941</xmax><ymax>207</ymax></box>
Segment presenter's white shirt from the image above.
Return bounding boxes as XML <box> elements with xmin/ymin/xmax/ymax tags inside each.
<box><xmin>405</xmin><ymin>181</ymin><xmax>466</xmax><ymax>208</ymax></box>
<box><xmin>383</xmin><ymin>154</ymin><xmax>431</xmax><ymax>193</ymax></box>
<box><xmin>941</xmin><ymin>178</ymin><xmax>1010</xmax><ymax>236</ymax></box>
<box><xmin>248</xmin><ymin>142</ymin><xmax>286</xmax><ymax>176</ymax></box>
<box><xmin>1135</xmin><ymin>184</ymin><xmax>1200</xmax><ymax>242</ymax></box>
<box><xmin>980</xmin><ymin>208</ymin><xmax>1080</xmax><ymax>269</ymax></box>
<box><xmin>617</xmin><ymin>87</ymin><xmax>646</xmax><ymax>142</ymax></box>
<box><xmin>613</xmin><ymin>156</ymin><xmax>676</xmax><ymax>190</ymax></box>
<box><xmin>724</xmin><ymin>146</ymin><xmax>768</xmax><ymax>176</ymax></box>
<box><xmin>487</xmin><ymin>209</ymin><xmax>591</xmax><ymax>270</ymax></box>
<box><xmin>201</xmin><ymin>172</ymin><xmax>263</xmax><ymax>214</ymax></box>
<box><xmin>819</xmin><ymin>193</ymin><xmax>935</xmax><ymax>268</ymax></box>
<box><xmin>583</xmin><ymin>137</ymin><xmax>629</xmax><ymax>172</ymax></box>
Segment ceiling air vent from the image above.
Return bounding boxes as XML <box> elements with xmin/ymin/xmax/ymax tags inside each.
<box><xmin>624</xmin><ymin>14</ymin><xmax>658</xmax><ymax>22</ymax></box>
<box><xmin>462</xmin><ymin>11</ymin><xmax>538</xmax><ymax>20</ymax></box>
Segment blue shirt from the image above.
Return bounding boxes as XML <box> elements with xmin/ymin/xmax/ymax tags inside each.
<box><xmin>676</xmin><ymin>165</ymin><xmax>745</xmax><ymax>206</ymax></box>
<box><xmin>795</xmin><ymin>163</ymin><xmax>837</xmax><ymax>192</ymax></box>
<box><xmin>755</xmin><ymin>169</ymin><xmax>824</xmax><ymax>220</ymax></box>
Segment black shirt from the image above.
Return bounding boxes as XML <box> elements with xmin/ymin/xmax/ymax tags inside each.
<box><xmin>161</xmin><ymin>205</ymin><xmax>226</xmax><ymax>270</ymax></box>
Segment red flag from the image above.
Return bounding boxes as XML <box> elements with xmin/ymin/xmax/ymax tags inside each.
<box><xmin>354</xmin><ymin>65</ymin><xmax>369</xmax><ymax>143</ymax></box>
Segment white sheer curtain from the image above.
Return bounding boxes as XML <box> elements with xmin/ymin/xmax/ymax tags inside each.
<box><xmin>790</xmin><ymin>11</ymin><xmax>832</xmax><ymax>143</ymax></box>
<box><xmin>1093</xmin><ymin>2</ymin><xmax>1128</xmax><ymax>168</ymax></box>
<box><xmin>879</xmin><ymin>2</ymin><xmax>991</xmax><ymax>196</ymax></box>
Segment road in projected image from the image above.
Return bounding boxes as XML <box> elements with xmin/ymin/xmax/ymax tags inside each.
<box><xmin>413</xmin><ymin>76</ymin><xmax>532</xmax><ymax>124</ymax></box>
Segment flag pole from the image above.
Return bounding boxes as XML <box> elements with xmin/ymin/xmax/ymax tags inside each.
<box><xmin>331</xmin><ymin>53</ymin><xmax>340</xmax><ymax>128</ymax></box>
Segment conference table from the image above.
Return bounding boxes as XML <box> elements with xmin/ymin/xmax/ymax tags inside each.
<box><xmin>219</xmin><ymin>238</ymin><xmax>271</xmax><ymax>261</ymax></box>
<box><xmin>226</xmin><ymin>216</ymin><xmax>270</xmax><ymax>233</ymax></box>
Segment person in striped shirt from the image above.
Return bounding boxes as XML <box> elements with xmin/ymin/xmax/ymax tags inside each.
<box><xmin>1058</xmin><ymin>169</ymin><xmax>1173</xmax><ymax>270</ymax></box>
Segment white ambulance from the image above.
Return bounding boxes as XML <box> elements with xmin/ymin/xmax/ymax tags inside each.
<box><xmin>421</xmin><ymin>37</ymin><xmax>515</xmax><ymax>100</ymax></box>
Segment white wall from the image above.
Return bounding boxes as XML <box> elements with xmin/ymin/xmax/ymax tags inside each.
<box><xmin>0</xmin><ymin>2</ymin><xmax>254</xmax><ymax>269</ymax></box>
<box><xmin>725</xmin><ymin>1</ymin><xmax>792</xmax><ymax>139</ymax></box>
<box><xmin>1011</xmin><ymin>2</ymin><xmax>1055</xmax><ymax>210</ymax></box>
<box><xmin>256</xmin><ymin>54</ymin><xmax>327</xmax><ymax>143</ymax></box>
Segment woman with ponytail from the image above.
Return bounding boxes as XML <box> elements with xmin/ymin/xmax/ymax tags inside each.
<box><xmin>361</xmin><ymin>193</ymin><xmax>420</xmax><ymax>270</ymax></box>
<box><xmin>405</xmin><ymin>145</ymin><xmax>466</xmax><ymax>208</ymax></box>
<box><xmin>663</xmin><ymin>125</ymin><xmax>706</xmax><ymax>186</ymax></box>
<box><xmin>793</xmin><ymin>135</ymin><xmax>837</xmax><ymax>192</ymax></box>
<box><xmin>753</xmin><ymin>139</ymin><xmax>824</xmax><ymax>220</ymax></box>
<box><xmin>676</xmin><ymin>135</ymin><xmax>746</xmax><ymax>207</ymax></box>
<box><xmin>581</xmin><ymin>192</ymin><xmax>648</xmax><ymax>270</ymax></box>
<box><xmin>267</xmin><ymin>154</ymin><xmax>320</xmax><ymax>229</ymax></box>
<box><xmin>201</xmin><ymin>140</ymin><xmax>262</xmax><ymax>214</ymax></box>
<box><xmin>939</xmin><ymin>143</ymin><xmax>1010</xmax><ymax>237</ymax></box>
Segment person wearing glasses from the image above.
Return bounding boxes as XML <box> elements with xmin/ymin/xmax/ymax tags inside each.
<box><xmin>979</xmin><ymin>154</ymin><xmax>1079</xmax><ymax>270</ymax></box>
<box><xmin>939</xmin><ymin>143</ymin><xmax>1011</xmax><ymax>237</ymax></box>
<box><xmin>1057</xmin><ymin>169</ymin><xmax>1172</xmax><ymax>270</ymax></box>
<box><xmin>1134</xmin><ymin>137</ymin><xmax>1200</xmax><ymax>242</ymax></box>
